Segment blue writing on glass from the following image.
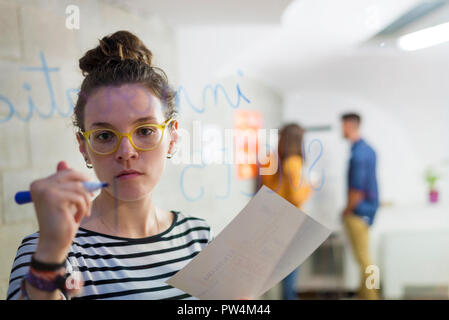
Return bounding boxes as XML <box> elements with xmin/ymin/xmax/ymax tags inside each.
<box><xmin>307</xmin><ymin>138</ymin><xmax>325</xmax><ymax>191</ymax></box>
<box><xmin>180</xmin><ymin>163</ymin><xmax>206</xmax><ymax>201</ymax></box>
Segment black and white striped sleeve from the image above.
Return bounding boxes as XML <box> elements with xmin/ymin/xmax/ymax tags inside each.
<box><xmin>6</xmin><ymin>232</ymin><xmax>72</xmax><ymax>300</ymax></box>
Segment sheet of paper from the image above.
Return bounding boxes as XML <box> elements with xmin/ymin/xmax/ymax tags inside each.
<box><xmin>166</xmin><ymin>185</ymin><xmax>331</xmax><ymax>299</ymax></box>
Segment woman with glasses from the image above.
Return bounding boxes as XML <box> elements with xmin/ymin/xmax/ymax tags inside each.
<box><xmin>7</xmin><ymin>31</ymin><xmax>213</xmax><ymax>300</ymax></box>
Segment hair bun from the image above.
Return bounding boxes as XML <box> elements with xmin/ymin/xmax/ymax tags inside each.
<box><xmin>79</xmin><ymin>30</ymin><xmax>153</xmax><ymax>76</ymax></box>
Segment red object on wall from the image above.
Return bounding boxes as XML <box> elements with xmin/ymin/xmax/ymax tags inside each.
<box><xmin>233</xmin><ymin>110</ymin><xmax>263</xmax><ymax>179</ymax></box>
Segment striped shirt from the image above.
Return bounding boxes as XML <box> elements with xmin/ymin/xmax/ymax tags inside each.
<box><xmin>7</xmin><ymin>210</ymin><xmax>213</xmax><ymax>300</ymax></box>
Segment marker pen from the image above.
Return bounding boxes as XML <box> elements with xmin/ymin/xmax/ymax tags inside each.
<box><xmin>14</xmin><ymin>181</ymin><xmax>109</xmax><ymax>205</ymax></box>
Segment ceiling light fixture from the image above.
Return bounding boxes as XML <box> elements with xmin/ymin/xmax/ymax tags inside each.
<box><xmin>397</xmin><ymin>21</ymin><xmax>449</xmax><ymax>51</ymax></box>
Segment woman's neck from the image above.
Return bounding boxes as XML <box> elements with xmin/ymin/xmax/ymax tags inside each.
<box><xmin>89</xmin><ymin>190</ymin><xmax>160</xmax><ymax>238</ymax></box>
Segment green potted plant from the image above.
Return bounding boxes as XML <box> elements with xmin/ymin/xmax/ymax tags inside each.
<box><xmin>425</xmin><ymin>168</ymin><xmax>440</xmax><ymax>203</ymax></box>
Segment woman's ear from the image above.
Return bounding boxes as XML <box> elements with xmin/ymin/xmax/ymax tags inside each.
<box><xmin>168</xmin><ymin>120</ymin><xmax>179</xmax><ymax>155</ymax></box>
<box><xmin>76</xmin><ymin>132</ymin><xmax>88</xmax><ymax>159</ymax></box>
<box><xmin>172</xmin><ymin>120</ymin><xmax>178</xmax><ymax>131</ymax></box>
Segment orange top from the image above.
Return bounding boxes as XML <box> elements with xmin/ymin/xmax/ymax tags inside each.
<box><xmin>260</xmin><ymin>155</ymin><xmax>312</xmax><ymax>209</ymax></box>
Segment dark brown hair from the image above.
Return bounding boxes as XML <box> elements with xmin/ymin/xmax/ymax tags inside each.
<box><xmin>72</xmin><ymin>30</ymin><xmax>177</xmax><ymax>133</ymax></box>
<box><xmin>278</xmin><ymin>123</ymin><xmax>305</xmax><ymax>162</ymax></box>
<box><xmin>341</xmin><ymin>112</ymin><xmax>361</xmax><ymax>125</ymax></box>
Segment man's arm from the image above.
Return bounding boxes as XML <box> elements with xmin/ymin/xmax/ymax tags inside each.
<box><xmin>343</xmin><ymin>188</ymin><xmax>364</xmax><ymax>216</ymax></box>
<box><xmin>344</xmin><ymin>155</ymin><xmax>367</xmax><ymax>216</ymax></box>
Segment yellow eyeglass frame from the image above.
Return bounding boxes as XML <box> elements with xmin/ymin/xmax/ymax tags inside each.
<box><xmin>80</xmin><ymin>118</ymin><xmax>175</xmax><ymax>155</ymax></box>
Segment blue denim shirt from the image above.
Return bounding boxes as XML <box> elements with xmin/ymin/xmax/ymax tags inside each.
<box><xmin>348</xmin><ymin>139</ymin><xmax>379</xmax><ymax>226</ymax></box>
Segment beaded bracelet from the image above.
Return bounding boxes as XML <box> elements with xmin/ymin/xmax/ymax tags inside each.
<box><xmin>19</xmin><ymin>255</ymin><xmax>68</xmax><ymax>298</ymax></box>
<box><xmin>19</xmin><ymin>255</ymin><xmax>83</xmax><ymax>299</ymax></box>
<box><xmin>21</xmin><ymin>270</ymin><xmax>68</xmax><ymax>299</ymax></box>
<box><xmin>26</xmin><ymin>268</ymin><xmax>66</xmax><ymax>292</ymax></box>
<box><xmin>20</xmin><ymin>277</ymin><xmax>66</xmax><ymax>300</ymax></box>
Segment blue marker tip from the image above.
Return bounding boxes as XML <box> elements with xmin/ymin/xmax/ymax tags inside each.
<box><xmin>82</xmin><ymin>181</ymin><xmax>109</xmax><ymax>192</ymax></box>
<box><xmin>14</xmin><ymin>181</ymin><xmax>109</xmax><ymax>205</ymax></box>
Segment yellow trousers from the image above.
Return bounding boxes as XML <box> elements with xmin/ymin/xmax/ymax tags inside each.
<box><xmin>344</xmin><ymin>213</ymin><xmax>380</xmax><ymax>300</ymax></box>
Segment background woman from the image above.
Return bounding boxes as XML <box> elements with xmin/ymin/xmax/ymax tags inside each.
<box><xmin>256</xmin><ymin>123</ymin><xmax>312</xmax><ymax>300</ymax></box>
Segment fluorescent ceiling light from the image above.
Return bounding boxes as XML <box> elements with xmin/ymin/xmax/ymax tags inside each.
<box><xmin>397</xmin><ymin>21</ymin><xmax>449</xmax><ymax>51</ymax></box>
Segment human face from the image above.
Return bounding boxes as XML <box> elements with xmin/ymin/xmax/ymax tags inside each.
<box><xmin>77</xmin><ymin>83</ymin><xmax>178</xmax><ymax>201</ymax></box>
<box><xmin>342</xmin><ymin>120</ymin><xmax>358</xmax><ymax>141</ymax></box>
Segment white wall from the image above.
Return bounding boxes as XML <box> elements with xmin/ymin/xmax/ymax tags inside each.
<box><xmin>282</xmin><ymin>41</ymin><xmax>449</xmax><ymax>297</ymax></box>
<box><xmin>284</xmin><ymin>45</ymin><xmax>449</xmax><ymax>228</ymax></box>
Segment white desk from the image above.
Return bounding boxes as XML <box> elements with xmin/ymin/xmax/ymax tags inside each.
<box><xmin>296</xmin><ymin>203</ymin><xmax>449</xmax><ymax>299</ymax></box>
<box><xmin>370</xmin><ymin>204</ymin><xmax>449</xmax><ymax>299</ymax></box>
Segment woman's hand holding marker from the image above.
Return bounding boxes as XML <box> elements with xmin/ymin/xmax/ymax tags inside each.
<box><xmin>30</xmin><ymin>161</ymin><xmax>96</xmax><ymax>264</ymax></box>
